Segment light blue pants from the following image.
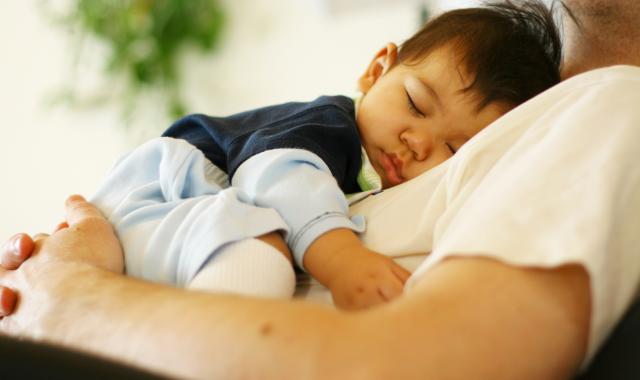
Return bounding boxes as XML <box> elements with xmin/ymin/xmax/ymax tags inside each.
<box><xmin>91</xmin><ymin>137</ymin><xmax>289</xmax><ymax>286</ymax></box>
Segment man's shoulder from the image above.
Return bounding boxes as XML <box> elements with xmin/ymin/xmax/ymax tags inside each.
<box><xmin>561</xmin><ymin>65</ymin><xmax>640</xmax><ymax>91</ymax></box>
<box><xmin>501</xmin><ymin>65</ymin><xmax>640</xmax><ymax>122</ymax></box>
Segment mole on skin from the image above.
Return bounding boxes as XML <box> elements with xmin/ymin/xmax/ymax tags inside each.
<box><xmin>259</xmin><ymin>322</ymin><xmax>273</xmax><ymax>337</ymax></box>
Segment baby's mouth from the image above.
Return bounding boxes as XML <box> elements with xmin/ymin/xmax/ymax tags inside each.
<box><xmin>379</xmin><ymin>151</ymin><xmax>404</xmax><ymax>186</ymax></box>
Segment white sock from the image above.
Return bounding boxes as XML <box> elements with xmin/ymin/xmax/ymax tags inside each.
<box><xmin>187</xmin><ymin>238</ymin><xmax>295</xmax><ymax>299</ymax></box>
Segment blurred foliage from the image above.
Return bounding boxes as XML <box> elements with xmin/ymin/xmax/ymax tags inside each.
<box><xmin>51</xmin><ymin>0</ymin><xmax>225</xmax><ymax>118</ymax></box>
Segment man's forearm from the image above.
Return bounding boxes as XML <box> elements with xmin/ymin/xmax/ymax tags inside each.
<box><xmin>35</xmin><ymin>257</ymin><xmax>589</xmax><ymax>380</ymax></box>
<box><xmin>0</xmin><ymin>196</ymin><xmax>590</xmax><ymax>379</ymax></box>
<box><xmin>40</xmin><ymin>263</ymin><xmax>351</xmax><ymax>379</ymax></box>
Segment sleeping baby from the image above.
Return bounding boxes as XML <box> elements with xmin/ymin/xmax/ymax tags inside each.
<box><xmin>89</xmin><ymin>0</ymin><xmax>562</xmax><ymax>309</ymax></box>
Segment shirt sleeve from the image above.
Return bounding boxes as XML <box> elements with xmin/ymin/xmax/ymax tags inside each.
<box><xmin>231</xmin><ymin>148</ymin><xmax>365</xmax><ymax>270</ymax></box>
<box><xmin>405</xmin><ymin>67</ymin><xmax>640</xmax><ymax>368</ymax></box>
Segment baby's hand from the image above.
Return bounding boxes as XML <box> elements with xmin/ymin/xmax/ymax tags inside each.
<box><xmin>326</xmin><ymin>247</ymin><xmax>411</xmax><ymax>310</ymax></box>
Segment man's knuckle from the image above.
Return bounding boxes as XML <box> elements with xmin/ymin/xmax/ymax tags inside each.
<box><xmin>76</xmin><ymin>203</ymin><xmax>94</xmax><ymax>213</ymax></box>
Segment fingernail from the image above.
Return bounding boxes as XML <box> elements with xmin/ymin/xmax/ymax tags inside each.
<box><xmin>0</xmin><ymin>287</ymin><xmax>16</xmax><ymax>316</ymax></box>
<box><xmin>12</xmin><ymin>236</ymin><xmax>22</xmax><ymax>255</ymax></box>
<box><xmin>68</xmin><ymin>194</ymin><xmax>86</xmax><ymax>203</ymax></box>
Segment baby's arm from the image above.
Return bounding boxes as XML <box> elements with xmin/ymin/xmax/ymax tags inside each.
<box><xmin>233</xmin><ymin>149</ymin><xmax>411</xmax><ymax>309</ymax></box>
<box><xmin>303</xmin><ymin>228</ymin><xmax>411</xmax><ymax>310</ymax></box>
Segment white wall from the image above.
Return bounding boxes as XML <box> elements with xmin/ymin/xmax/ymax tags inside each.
<box><xmin>0</xmin><ymin>0</ymin><xmax>426</xmax><ymax>239</ymax></box>
<box><xmin>0</xmin><ymin>1</ymin><xmax>129</xmax><ymax>239</ymax></box>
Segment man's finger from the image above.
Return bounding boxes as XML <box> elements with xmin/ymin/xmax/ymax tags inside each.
<box><xmin>64</xmin><ymin>195</ymin><xmax>105</xmax><ymax>226</ymax></box>
<box><xmin>53</xmin><ymin>221</ymin><xmax>69</xmax><ymax>233</ymax></box>
<box><xmin>33</xmin><ymin>233</ymin><xmax>49</xmax><ymax>241</ymax></box>
<box><xmin>0</xmin><ymin>286</ymin><xmax>17</xmax><ymax>317</ymax></box>
<box><xmin>0</xmin><ymin>234</ymin><xmax>34</xmax><ymax>270</ymax></box>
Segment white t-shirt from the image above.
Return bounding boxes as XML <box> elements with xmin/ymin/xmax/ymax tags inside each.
<box><xmin>298</xmin><ymin>65</ymin><xmax>640</xmax><ymax>367</ymax></box>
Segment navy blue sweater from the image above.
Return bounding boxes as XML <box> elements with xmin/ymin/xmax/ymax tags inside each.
<box><xmin>162</xmin><ymin>95</ymin><xmax>363</xmax><ymax>193</ymax></box>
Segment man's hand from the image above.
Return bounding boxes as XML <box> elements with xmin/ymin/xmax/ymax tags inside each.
<box><xmin>0</xmin><ymin>233</ymin><xmax>33</xmax><ymax>317</ymax></box>
<box><xmin>0</xmin><ymin>195</ymin><xmax>124</xmax><ymax>325</ymax></box>
<box><xmin>303</xmin><ymin>228</ymin><xmax>411</xmax><ymax>310</ymax></box>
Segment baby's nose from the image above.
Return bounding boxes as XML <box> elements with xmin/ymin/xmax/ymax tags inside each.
<box><xmin>401</xmin><ymin>131</ymin><xmax>431</xmax><ymax>161</ymax></box>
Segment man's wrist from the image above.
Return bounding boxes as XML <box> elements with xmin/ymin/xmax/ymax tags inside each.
<box><xmin>19</xmin><ymin>261</ymin><xmax>110</xmax><ymax>341</ymax></box>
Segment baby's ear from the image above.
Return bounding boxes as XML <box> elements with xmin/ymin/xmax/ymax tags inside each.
<box><xmin>357</xmin><ymin>43</ymin><xmax>398</xmax><ymax>93</ymax></box>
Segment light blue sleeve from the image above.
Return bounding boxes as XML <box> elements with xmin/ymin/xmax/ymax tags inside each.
<box><xmin>231</xmin><ymin>149</ymin><xmax>365</xmax><ymax>271</ymax></box>
<box><xmin>91</xmin><ymin>137</ymin><xmax>289</xmax><ymax>286</ymax></box>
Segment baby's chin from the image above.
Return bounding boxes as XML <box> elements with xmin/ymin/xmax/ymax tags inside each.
<box><xmin>385</xmin><ymin>178</ymin><xmax>406</xmax><ymax>189</ymax></box>
<box><xmin>380</xmin><ymin>175</ymin><xmax>405</xmax><ymax>189</ymax></box>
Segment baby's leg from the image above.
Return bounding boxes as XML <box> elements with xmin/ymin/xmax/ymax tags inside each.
<box><xmin>187</xmin><ymin>232</ymin><xmax>295</xmax><ymax>299</ymax></box>
<box><xmin>257</xmin><ymin>231</ymin><xmax>293</xmax><ymax>264</ymax></box>
<box><xmin>91</xmin><ymin>137</ymin><xmax>293</xmax><ymax>293</ymax></box>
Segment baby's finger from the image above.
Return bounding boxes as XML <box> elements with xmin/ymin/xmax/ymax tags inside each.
<box><xmin>334</xmin><ymin>287</ymin><xmax>386</xmax><ymax>311</ymax></box>
<box><xmin>390</xmin><ymin>261</ymin><xmax>412</xmax><ymax>284</ymax></box>
<box><xmin>347</xmin><ymin>295</ymin><xmax>386</xmax><ymax>311</ymax></box>
<box><xmin>0</xmin><ymin>234</ymin><xmax>35</xmax><ymax>270</ymax></box>
<box><xmin>363</xmin><ymin>293</ymin><xmax>387</xmax><ymax>309</ymax></box>
<box><xmin>377</xmin><ymin>276</ymin><xmax>406</xmax><ymax>301</ymax></box>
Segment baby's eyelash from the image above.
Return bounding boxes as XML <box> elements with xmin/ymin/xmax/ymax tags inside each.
<box><xmin>405</xmin><ymin>91</ymin><xmax>424</xmax><ymax>117</ymax></box>
<box><xmin>446</xmin><ymin>143</ymin><xmax>457</xmax><ymax>154</ymax></box>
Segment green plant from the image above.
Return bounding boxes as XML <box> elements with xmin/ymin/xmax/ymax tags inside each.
<box><xmin>54</xmin><ymin>0</ymin><xmax>225</xmax><ymax>118</ymax></box>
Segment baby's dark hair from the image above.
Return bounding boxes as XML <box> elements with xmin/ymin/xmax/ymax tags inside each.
<box><xmin>397</xmin><ymin>0</ymin><xmax>562</xmax><ymax>110</ymax></box>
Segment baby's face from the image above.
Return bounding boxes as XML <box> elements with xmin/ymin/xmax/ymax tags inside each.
<box><xmin>357</xmin><ymin>44</ymin><xmax>510</xmax><ymax>188</ymax></box>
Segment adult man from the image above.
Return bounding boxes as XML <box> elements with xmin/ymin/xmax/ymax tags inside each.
<box><xmin>0</xmin><ymin>1</ymin><xmax>639</xmax><ymax>379</ymax></box>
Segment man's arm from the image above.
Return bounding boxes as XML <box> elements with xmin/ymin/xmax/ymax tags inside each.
<box><xmin>0</xmin><ymin>197</ymin><xmax>590</xmax><ymax>380</ymax></box>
